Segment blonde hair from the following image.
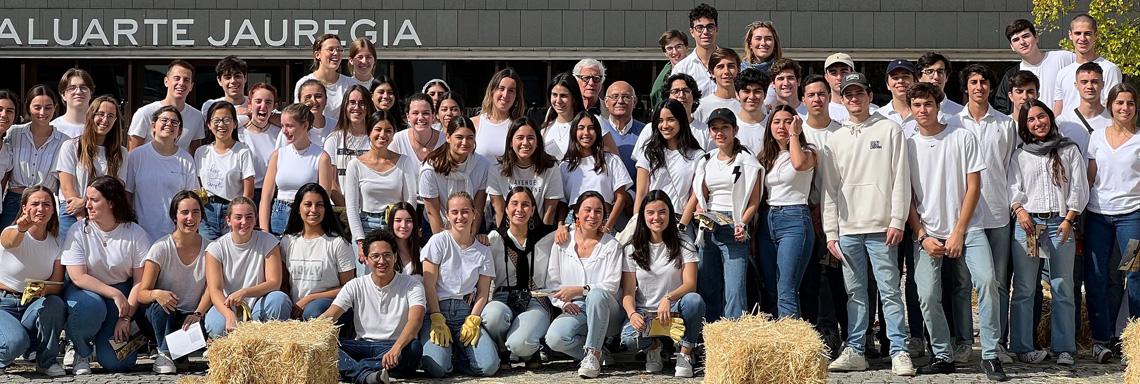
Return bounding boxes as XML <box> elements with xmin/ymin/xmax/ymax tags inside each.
<box><xmin>741</xmin><ymin>21</ymin><xmax>783</xmax><ymax>65</ymax></box>
<box><xmin>347</xmin><ymin>38</ymin><xmax>377</xmax><ymax>77</ymax></box>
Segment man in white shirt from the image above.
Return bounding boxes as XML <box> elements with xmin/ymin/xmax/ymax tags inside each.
<box><xmin>995</xmin><ymin>19</ymin><xmax>1074</xmax><ymax>115</ymax></box>
<box><xmin>573</xmin><ymin>58</ymin><xmax>607</xmax><ymax>116</ymax></box>
<box><xmin>671</xmin><ymin>3</ymin><xmax>720</xmax><ymax>97</ymax></box>
<box><xmin>769</xmin><ymin>58</ymin><xmax>805</xmax><ymax>114</ymax></box>
<box><xmin>903</xmin><ymin>82</ymin><xmax>1006</xmax><ymax>380</ymax></box>
<box><xmin>917</xmin><ymin>52</ymin><xmax>964</xmax><ymax>117</ymax></box>
<box><xmin>875</xmin><ymin>59</ymin><xmax>918</xmax><ymax>129</ymax></box>
<box><xmin>824</xmin><ymin>53</ymin><xmax>855</xmax><ymax>123</ymax></box>
<box><xmin>202</xmin><ymin>56</ymin><xmax>251</xmax><ymax>127</ymax></box>
<box><xmin>1053</xmin><ymin>13</ymin><xmax>1123</xmax><ymax>113</ymax></box>
<box><xmin>1056</xmin><ymin>62</ymin><xmax>1110</xmax><ymax>156</ymax></box>
<box><xmin>127</xmin><ymin>60</ymin><xmax>206</xmax><ymax>154</ymax></box>
<box><xmin>692</xmin><ymin>47</ymin><xmax>742</xmax><ymax>124</ymax></box>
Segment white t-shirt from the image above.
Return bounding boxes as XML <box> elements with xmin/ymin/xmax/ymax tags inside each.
<box><xmin>332</xmin><ymin>274</ymin><xmax>425</xmax><ymax>341</ymax></box>
<box><xmin>736</xmin><ymin>117</ymin><xmax>768</xmax><ymax>154</ymax></box>
<box><xmin>765</xmin><ymin>150</ymin><xmax>814</xmax><ymax>206</ymax></box>
<box><xmin>957</xmin><ymin>106</ymin><xmax>1018</xmax><ymax>229</ymax></box>
<box><xmin>542</xmin><ymin>120</ymin><xmax>573</xmax><ymax>161</ymax></box>
<box><xmin>125</xmin><ymin>143</ymin><xmax>199</xmax><ymax>241</ymax></box>
<box><xmin>274</xmin><ymin>143</ymin><xmax>325</xmax><ymax>202</ymax></box>
<box><xmin>0</xmin><ymin>228</ymin><xmax>61</xmax><ymax>291</ymax></box>
<box><xmin>280</xmin><ymin>234</ymin><xmax>355</xmax><ymax>299</ymax></box>
<box><xmin>388</xmin><ymin>128</ymin><xmax>445</xmax><ymax>161</ymax></box>
<box><xmin>803</xmin><ymin>120</ymin><xmax>840</xmax><ymax>205</ymax></box>
<box><xmin>206</xmin><ymin>231</ymin><xmax>279</xmax><ymax>306</ymax></box>
<box><xmin>547</xmin><ymin>232</ymin><xmax>623</xmax><ymax>308</ymax></box>
<box><xmin>238</xmin><ymin>125</ymin><xmax>282</xmax><ymax>188</ymax></box>
<box><xmin>194</xmin><ymin>142</ymin><xmax>256</xmax><ymax>201</ymax></box>
<box><xmin>1086</xmin><ymin>128</ymin><xmax>1140</xmax><ymax>215</ymax></box>
<box><xmin>631</xmin><ymin>120</ymin><xmax>715</xmax><ymax>163</ymax></box>
<box><xmin>145</xmin><ymin>235</ymin><xmax>207</xmax><ymax>313</ymax></box>
<box><xmin>421</xmin><ymin>230</ymin><xmax>494</xmax><ymax>301</ymax></box>
<box><xmin>622</xmin><ymin>242</ymin><xmax>698</xmax><ymax>311</ymax></box>
<box><xmin>703</xmin><ymin>155</ymin><xmax>737</xmax><ymax>212</ymax></box>
<box><xmin>907</xmin><ymin>124</ymin><xmax>986</xmax><ymax>238</ymax></box>
<box><xmin>635</xmin><ymin>147</ymin><xmax>702</xmax><ymax>210</ymax></box>
<box><xmin>1057</xmin><ymin>108</ymin><xmax>1110</xmax><ymax>157</ymax></box>
<box><xmin>293</xmin><ymin>74</ymin><xmax>357</xmax><ymax>119</ymax></box>
<box><xmin>344</xmin><ymin>155</ymin><xmax>420</xmax><ymax>241</ymax></box>
<box><xmin>692</xmin><ymin>95</ymin><xmax>742</xmax><ymax>125</ymax></box>
<box><xmin>50</xmin><ymin>116</ymin><xmax>84</xmax><ymax>138</ymax></box>
<box><xmin>54</xmin><ymin>138</ymin><xmax>127</xmax><ymax>201</ymax></box>
<box><xmin>1020</xmin><ymin>50</ymin><xmax>1076</xmax><ymax>113</ymax></box>
<box><xmin>418</xmin><ymin>155</ymin><xmax>491</xmax><ymax>222</ymax></box>
<box><xmin>61</xmin><ymin>221</ymin><xmax>150</xmax><ymax>285</ymax></box>
<box><xmin>323</xmin><ymin>130</ymin><xmax>371</xmax><ymax>189</ymax></box>
<box><xmin>560</xmin><ymin>152</ymin><xmax>633</xmax><ymax>205</ymax></box>
<box><xmin>829</xmin><ymin>102</ymin><xmax>850</xmax><ymax>124</ymax></box>
<box><xmin>127</xmin><ymin>101</ymin><xmax>207</xmax><ymax>153</ymax></box>
<box><xmin>1053</xmin><ymin>57</ymin><xmax>1123</xmax><ymax>111</ymax></box>
<box><xmin>475</xmin><ymin>113</ymin><xmax>512</xmax><ymax>159</ymax></box>
<box><xmin>671</xmin><ymin>50</ymin><xmax>715</xmax><ymax>98</ymax></box>
<box><xmin>486</xmin><ymin>163</ymin><xmax>565</xmax><ymax>205</ymax></box>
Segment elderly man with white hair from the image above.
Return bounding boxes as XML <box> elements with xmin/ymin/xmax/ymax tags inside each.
<box><xmin>574</xmin><ymin>58</ymin><xmax>607</xmax><ymax>116</ymax></box>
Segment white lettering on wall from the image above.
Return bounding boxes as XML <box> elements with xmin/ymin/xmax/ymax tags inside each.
<box><xmin>80</xmin><ymin>19</ymin><xmax>110</xmax><ymax>46</ymax></box>
<box><xmin>113</xmin><ymin>19</ymin><xmax>139</xmax><ymax>46</ymax></box>
<box><xmin>53</xmin><ymin>19</ymin><xmax>78</xmax><ymax>45</ymax></box>
<box><xmin>171</xmin><ymin>19</ymin><xmax>194</xmax><ymax>45</ymax></box>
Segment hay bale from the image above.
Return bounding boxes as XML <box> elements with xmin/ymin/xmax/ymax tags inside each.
<box><xmin>703</xmin><ymin>314</ymin><xmax>827</xmax><ymax>384</ymax></box>
<box><xmin>177</xmin><ymin>376</ymin><xmax>208</xmax><ymax>384</ymax></box>
<box><xmin>203</xmin><ymin>317</ymin><xmax>339</xmax><ymax>384</ymax></box>
<box><xmin>1123</xmin><ymin>319</ymin><xmax>1140</xmax><ymax>383</ymax></box>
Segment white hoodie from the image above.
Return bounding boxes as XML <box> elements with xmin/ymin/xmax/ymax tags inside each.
<box><xmin>820</xmin><ymin>112</ymin><xmax>911</xmax><ymax>241</ymax></box>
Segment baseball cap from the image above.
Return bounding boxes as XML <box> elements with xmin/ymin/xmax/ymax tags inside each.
<box><xmin>824</xmin><ymin>53</ymin><xmax>854</xmax><ymax>70</ymax></box>
<box><xmin>886</xmin><ymin>59</ymin><xmax>917</xmax><ymax>76</ymax></box>
<box><xmin>840</xmin><ymin>72</ymin><xmax>871</xmax><ymax>93</ymax></box>
<box><xmin>707</xmin><ymin>108</ymin><xmax>737</xmax><ymax>126</ymax></box>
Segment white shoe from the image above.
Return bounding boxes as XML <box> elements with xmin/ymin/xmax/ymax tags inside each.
<box><xmin>828</xmin><ymin>347</ymin><xmax>868</xmax><ymax>372</ymax></box>
<box><xmin>1016</xmin><ymin>350</ymin><xmax>1048</xmax><ymax>364</ymax></box>
<box><xmin>644</xmin><ymin>345</ymin><xmax>663</xmax><ymax>373</ymax></box>
<box><xmin>892</xmin><ymin>351</ymin><xmax>916</xmax><ymax>376</ymax></box>
<box><xmin>674</xmin><ymin>352</ymin><xmax>694</xmax><ymax>378</ymax></box>
<box><xmin>953</xmin><ymin>343</ymin><xmax>971</xmax><ymax>364</ymax></box>
<box><xmin>577</xmin><ymin>351</ymin><xmax>601</xmax><ymax>378</ymax></box>
<box><xmin>36</xmin><ymin>363</ymin><xmax>66</xmax><ymax>377</ymax></box>
<box><xmin>153</xmin><ymin>353</ymin><xmax>177</xmax><ymax>374</ymax></box>
<box><xmin>996</xmin><ymin>344</ymin><xmax>1013</xmax><ymax>364</ymax></box>
<box><xmin>62</xmin><ymin>346</ymin><xmax>75</xmax><ymax>367</ymax></box>
<box><xmin>1056</xmin><ymin>352</ymin><xmax>1075</xmax><ymax>366</ymax></box>
<box><xmin>72</xmin><ymin>354</ymin><xmax>91</xmax><ymax>375</ymax></box>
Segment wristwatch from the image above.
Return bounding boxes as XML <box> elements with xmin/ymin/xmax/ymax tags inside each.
<box><xmin>583</xmin><ymin>285</ymin><xmax>591</xmax><ymax>295</ymax></box>
<box><xmin>915</xmin><ymin>233</ymin><xmax>930</xmax><ymax>244</ymax></box>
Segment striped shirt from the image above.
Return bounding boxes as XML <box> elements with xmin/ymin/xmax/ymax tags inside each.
<box><xmin>5</xmin><ymin>123</ymin><xmax>66</xmax><ymax>191</ymax></box>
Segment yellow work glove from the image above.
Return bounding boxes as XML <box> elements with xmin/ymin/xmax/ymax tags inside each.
<box><xmin>649</xmin><ymin>317</ymin><xmax>686</xmax><ymax>343</ymax></box>
<box><xmin>459</xmin><ymin>315</ymin><xmax>483</xmax><ymax>347</ymax></box>
<box><xmin>429</xmin><ymin>313</ymin><xmax>452</xmax><ymax>348</ymax></box>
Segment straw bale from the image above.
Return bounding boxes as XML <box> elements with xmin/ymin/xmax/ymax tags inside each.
<box><xmin>1123</xmin><ymin>319</ymin><xmax>1140</xmax><ymax>383</ymax></box>
<box><xmin>177</xmin><ymin>376</ymin><xmax>208</xmax><ymax>384</ymax></box>
<box><xmin>203</xmin><ymin>317</ymin><xmax>339</xmax><ymax>384</ymax></box>
<box><xmin>703</xmin><ymin>314</ymin><xmax>828</xmax><ymax>384</ymax></box>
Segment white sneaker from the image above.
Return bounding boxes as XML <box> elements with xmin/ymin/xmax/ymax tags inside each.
<box><xmin>153</xmin><ymin>353</ymin><xmax>177</xmax><ymax>374</ymax></box>
<box><xmin>674</xmin><ymin>352</ymin><xmax>694</xmax><ymax>378</ymax></box>
<box><xmin>996</xmin><ymin>344</ymin><xmax>1013</xmax><ymax>364</ymax></box>
<box><xmin>1056</xmin><ymin>352</ymin><xmax>1075</xmax><ymax>365</ymax></box>
<box><xmin>828</xmin><ymin>347</ymin><xmax>868</xmax><ymax>372</ymax></box>
<box><xmin>906</xmin><ymin>337</ymin><xmax>926</xmax><ymax>358</ymax></box>
<box><xmin>577</xmin><ymin>351</ymin><xmax>601</xmax><ymax>378</ymax></box>
<box><xmin>953</xmin><ymin>343</ymin><xmax>971</xmax><ymax>363</ymax></box>
<box><xmin>644</xmin><ymin>345</ymin><xmax>663</xmax><ymax>373</ymax></box>
<box><xmin>72</xmin><ymin>354</ymin><xmax>91</xmax><ymax>375</ymax></box>
<box><xmin>36</xmin><ymin>363</ymin><xmax>66</xmax><ymax>377</ymax></box>
<box><xmin>1016</xmin><ymin>350</ymin><xmax>1048</xmax><ymax>364</ymax></box>
<box><xmin>892</xmin><ymin>351</ymin><xmax>917</xmax><ymax>376</ymax></box>
<box><xmin>62</xmin><ymin>346</ymin><xmax>74</xmax><ymax>367</ymax></box>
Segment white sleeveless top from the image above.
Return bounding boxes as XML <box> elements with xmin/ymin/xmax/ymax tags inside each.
<box><xmin>274</xmin><ymin>143</ymin><xmax>325</xmax><ymax>202</ymax></box>
<box><xmin>475</xmin><ymin>113</ymin><xmax>511</xmax><ymax>159</ymax></box>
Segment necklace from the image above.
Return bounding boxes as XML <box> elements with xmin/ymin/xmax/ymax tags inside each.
<box><xmin>413</xmin><ymin>129</ymin><xmax>436</xmax><ymax>153</ymax></box>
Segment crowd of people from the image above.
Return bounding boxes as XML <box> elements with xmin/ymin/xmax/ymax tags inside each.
<box><xmin>0</xmin><ymin>3</ymin><xmax>1136</xmax><ymax>383</ymax></box>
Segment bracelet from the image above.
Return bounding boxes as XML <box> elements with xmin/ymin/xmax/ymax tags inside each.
<box><xmin>191</xmin><ymin>312</ymin><xmax>203</xmax><ymax>317</ymax></box>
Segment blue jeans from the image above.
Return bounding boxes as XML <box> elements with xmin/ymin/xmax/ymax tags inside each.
<box><xmin>203</xmin><ymin>291</ymin><xmax>292</xmax><ymax>339</ymax></box>
<box><xmin>64</xmin><ymin>282</ymin><xmax>138</xmax><ymax>372</ymax></box>
<box><xmin>545</xmin><ymin>289</ymin><xmax>624</xmax><ymax>360</ymax></box>
<box><xmin>1084</xmin><ymin>210</ymin><xmax>1140</xmax><ymax>343</ymax></box>
<box><xmin>269</xmin><ymin>199</ymin><xmax>291</xmax><ymax>236</ymax></box>
<box><xmin>339</xmin><ymin>338</ymin><xmax>422</xmax><ymax>383</ymax></box>
<box><xmin>698</xmin><ymin>219</ymin><xmax>750</xmax><ymax>320</ymax></box>
<box><xmin>0</xmin><ymin>191</ymin><xmax>20</xmax><ymax>229</ymax></box>
<box><xmin>481</xmin><ymin>293</ymin><xmax>552</xmax><ymax>360</ymax></box>
<box><xmin>58</xmin><ymin>201</ymin><xmax>78</xmax><ymax>241</ymax></box>
<box><xmin>620</xmin><ymin>292</ymin><xmax>706</xmax><ymax>351</ymax></box>
<box><xmin>0</xmin><ymin>293</ymin><xmax>65</xmax><ymax>369</ymax></box>
<box><xmin>1010</xmin><ymin>216</ymin><xmax>1076</xmax><ymax>353</ymax></box>
<box><xmin>145</xmin><ymin>302</ymin><xmax>205</xmax><ymax>355</ymax></box>
<box><xmin>986</xmin><ymin>224</ymin><xmax>1012</xmax><ymax>345</ymax></box>
<box><xmin>199</xmin><ymin>200</ymin><xmax>230</xmax><ymax>241</ymax></box>
<box><xmin>419</xmin><ymin>298</ymin><xmax>499</xmax><ymax>377</ymax></box>
<box><xmin>764</xmin><ymin>205</ymin><xmax>815</xmax><ymax>319</ymax></box>
<box><xmin>914</xmin><ymin>230</ymin><xmax>1002</xmax><ymax>360</ymax></box>
<box><xmin>838</xmin><ymin>232</ymin><xmax>908</xmax><ymax>356</ymax></box>
<box><xmin>948</xmin><ymin>224</ymin><xmax>1013</xmax><ymax>348</ymax></box>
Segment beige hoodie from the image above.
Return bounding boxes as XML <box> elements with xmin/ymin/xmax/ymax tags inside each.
<box><xmin>820</xmin><ymin>113</ymin><xmax>911</xmax><ymax>241</ymax></box>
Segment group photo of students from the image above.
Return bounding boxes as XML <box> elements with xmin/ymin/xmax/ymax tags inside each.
<box><xmin>0</xmin><ymin>3</ymin><xmax>1136</xmax><ymax>383</ymax></box>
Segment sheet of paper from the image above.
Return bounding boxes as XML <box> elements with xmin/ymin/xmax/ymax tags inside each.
<box><xmin>166</xmin><ymin>325</ymin><xmax>207</xmax><ymax>360</ymax></box>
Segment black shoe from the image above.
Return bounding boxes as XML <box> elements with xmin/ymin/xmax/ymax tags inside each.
<box><xmin>980</xmin><ymin>358</ymin><xmax>1009</xmax><ymax>382</ymax></box>
<box><xmin>916</xmin><ymin>357</ymin><xmax>955</xmax><ymax>375</ymax></box>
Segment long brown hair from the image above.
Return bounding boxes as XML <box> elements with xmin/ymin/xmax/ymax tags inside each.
<box><xmin>20</xmin><ymin>186</ymin><xmax>59</xmax><ymax>237</ymax></box>
<box><xmin>79</xmin><ymin>96</ymin><xmax>125</xmax><ymax>180</ymax></box>
<box><xmin>759</xmin><ymin>104</ymin><xmax>815</xmax><ymax>170</ymax></box>
<box><xmin>498</xmin><ymin>117</ymin><xmax>556</xmax><ymax>178</ymax></box>
<box><xmin>1016</xmin><ymin>100</ymin><xmax>1069</xmax><ymax>187</ymax></box>
<box><xmin>425</xmin><ymin>116</ymin><xmax>476</xmax><ymax>176</ymax></box>
<box><xmin>479</xmin><ymin>68</ymin><xmax>526</xmax><ymax>120</ymax></box>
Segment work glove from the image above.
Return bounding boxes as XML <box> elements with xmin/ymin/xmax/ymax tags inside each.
<box><xmin>649</xmin><ymin>317</ymin><xmax>686</xmax><ymax>343</ymax></box>
<box><xmin>429</xmin><ymin>313</ymin><xmax>452</xmax><ymax>348</ymax></box>
<box><xmin>459</xmin><ymin>315</ymin><xmax>483</xmax><ymax>347</ymax></box>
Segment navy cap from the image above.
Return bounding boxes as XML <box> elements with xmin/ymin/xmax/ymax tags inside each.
<box><xmin>886</xmin><ymin>59</ymin><xmax>917</xmax><ymax>76</ymax></box>
<box><xmin>707</xmin><ymin>108</ymin><xmax>737</xmax><ymax>126</ymax></box>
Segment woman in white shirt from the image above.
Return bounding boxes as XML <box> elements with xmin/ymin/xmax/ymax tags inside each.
<box><xmin>1</xmin><ymin>85</ymin><xmax>66</xmax><ymax>229</ymax></box>
<box><xmin>52</xmin><ymin>68</ymin><xmax>94</xmax><ymax>138</ymax></box>
<box><xmin>419</xmin><ymin>116</ymin><xmax>490</xmax><ymax>236</ymax></box>
<box><xmin>56</xmin><ymin>95</ymin><xmax>127</xmax><ymax>238</ymax></box>
<box><xmin>680</xmin><ymin>108</ymin><xmax>763</xmax><ymax>321</ymax></box>
<box><xmin>279</xmin><ymin>183</ymin><xmax>355</xmax><ymax>321</ymax></box>
<box><xmin>371</xmin><ymin>76</ymin><xmax>400</xmax><ymax>117</ymax></box>
<box><xmin>541</xmin><ymin>73</ymin><xmax>586</xmax><ymax>161</ymax></box>
<box><xmin>436</xmin><ymin>92</ymin><xmax>464</xmax><ymax>132</ymax></box>
<box><xmin>619</xmin><ymin>191</ymin><xmax>703</xmax><ymax>377</ymax></box>
<box><xmin>293</xmin><ymin>33</ymin><xmax>355</xmax><ymax>119</ymax></box>
<box><xmin>387</xmin><ymin>202</ymin><xmax>424</xmax><ymax>276</ymax></box>
<box><xmin>138</xmin><ymin>191</ymin><xmax>211</xmax><ymax>374</ymax></box>
<box><xmin>203</xmin><ymin>197</ymin><xmax>291</xmax><ymax>338</ymax></box>
<box><xmin>346</xmin><ymin>38</ymin><xmax>378</xmax><ymax>88</ymax></box>
<box><xmin>633</xmin><ymin>100</ymin><xmax>704</xmax><ymax>230</ymax></box>
<box><xmin>390</xmin><ymin>93</ymin><xmax>443</xmax><ymax>162</ymax></box>
<box><xmin>295</xmin><ymin>80</ymin><xmax>337</xmax><ymax>143</ymax></box>
<box><xmin>559</xmin><ymin>112</ymin><xmax>632</xmax><ymax>233</ymax></box>
<box><xmin>240</xmin><ymin>83</ymin><xmax>283</xmax><ymax>211</ymax></box>
<box><xmin>0</xmin><ymin>186</ymin><xmax>66</xmax><ymax>376</ymax></box>
<box><xmin>321</xmin><ymin>230</ymin><xmax>425</xmax><ymax>382</ymax></box>
<box><xmin>757</xmin><ymin>105</ymin><xmax>817</xmax><ymax>319</ymax></box>
<box><xmin>1083</xmin><ymin>84</ymin><xmax>1140</xmax><ymax>363</ymax></box>
<box><xmin>473</xmin><ymin>68</ymin><xmax>526</xmax><ymax>159</ymax></box>
<box><xmin>419</xmin><ymin>192</ymin><xmax>499</xmax><ymax>377</ymax></box>
<box><xmin>61</xmin><ymin>176</ymin><xmax>150</xmax><ymax>374</ymax></box>
<box><xmin>1007</xmin><ymin>99</ymin><xmax>1088</xmax><ymax>365</ymax></box>
<box><xmin>326</xmin><ymin>84</ymin><xmax>376</xmax><ymax>206</ymax></box>
<box><xmin>633</xmin><ymin>73</ymin><xmax>712</xmax><ymax>162</ymax></box>
<box><xmin>345</xmin><ymin>111</ymin><xmax>418</xmax><ymax>253</ymax></box>
<box><xmin>489</xmin><ymin>117</ymin><xmax>563</xmax><ymax>226</ymax></box>
<box><xmin>544</xmin><ymin>191</ymin><xmax>625</xmax><ymax>379</ymax></box>
<box><xmin>125</xmin><ymin>106</ymin><xmax>199</xmax><ymax>242</ymax></box>
<box><xmin>195</xmin><ymin>101</ymin><xmax>255</xmax><ymax>240</ymax></box>
<box><xmin>259</xmin><ymin>103</ymin><xmax>337</xmax><ymax>236</ymax></box>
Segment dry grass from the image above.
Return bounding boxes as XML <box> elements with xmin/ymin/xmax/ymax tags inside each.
<box><xmin>201</xmin><ymin>317</ymin><xmax>339</xmax><ymax>384</ymax></box>
<box><xmin>703</xmin><ymin>313</ymin><xmax>827</xmax><ymax>384</ymax></box>
<box><xmin>1122</xmin><ymin>319</ymin><xmax>1140</xmax><ymax>383</ymax></box>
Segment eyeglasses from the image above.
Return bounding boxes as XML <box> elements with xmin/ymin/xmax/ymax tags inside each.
<box><xmin>921</xmin><ymin>68</ymin><xmax>947</xmax><ymax>77</ymax></box>
<box><xmin>575</xmin><ymin>75</ymin><xmax>603</xmax><ymax>84</ymax></box>
<box><xmin>664</xmin><ymin>44</ymin><xmax>686</xmax><ymax>53</ymax></box>
<box><xmin>66</xmin><ymin>85</ymin><xmax>91</xmax><ymax>94</ymax></box>
<box><xmin>606</xmin><ymin>94</ymin><xmax>634</xmax><ymax>102</ymax></box>
<box><xmin>157</xmin><ymin>117</ymin><xmax>182</xmax><ymax>127</ymax></box>
<box><xmin>669</xmin><ymin>88</ymin><xmax>693</xmax><ymax>96</ymax></box>
<box><xmin>692</xmin><ymin>23</ymin><xmax>719</xmax><ymax>33</ymax></box>
<box><xmin>210</xmin><ymin>117</ymin><xmax>235</xmax><ymax>126</ymax></box>
<box><xmin>367</xmin><ymin>252</ymin><xmax>396</xmax><ymax>261</ymax></box>
<box><xmin>93</xmin><ymin>112</ymin><xmax>116</xmax><ymax>120</ymax></box>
